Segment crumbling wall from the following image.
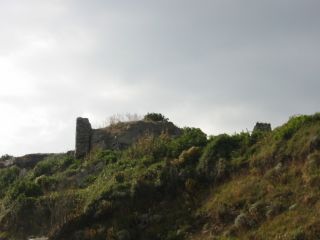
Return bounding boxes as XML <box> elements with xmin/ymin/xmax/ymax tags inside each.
<box><xmin>75</xmin><ymin>117</ymin><xmax>182</xmax><ymax>158</ymax></box>
<box><xmin>90</xmin><ymin>120</ymin><xmax>182</xmax><ymax>151</ymax></box>
<box><xmin>75</xmin><ymin>117</ymin><xmax>92</xmax><ymax>158</ymax></box>
<box><xmin>253</xmin><ymin>122</ymin><xmax>272</xmax><ymax>133</ymax></box>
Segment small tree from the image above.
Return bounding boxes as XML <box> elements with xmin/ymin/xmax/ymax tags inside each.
<box><xmin>143</xmin><ymin>113</ymin><xmax>168</xmax><ymax>122</ymax></box>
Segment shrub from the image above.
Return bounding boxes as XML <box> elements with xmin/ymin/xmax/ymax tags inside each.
<box><xmin>125</xmin><ymin>134</ymin><xmax>171</xmax><ymax>163</ymax></box>
<box><xmin>131</xmin><ymin>177</ymin><xmax>157</xmax><ymax>199</ymax></box>
<box><xmin>171</xmin><ymin>147</ymin><xmax>202</xmax><ymax>167</ymax></box>
<box><xmin>0</xmin><ymin>166</ymin><xmax>20</xmax><ymax>197</ymax></box>
<box><xmin>170</xmin><ymin>128</ymin><xmax>207</xmax><ymax>157</ymax></box>
<box><xmin>0</xmin><ymin>154</ymin><xmax>13</xmax><ymax>161</ymax></box>
<box><xmin>8</xmin><ymin>180</ymin><xmax>42</xmax><ymax>201</ymax></box>
<box><xmin>60</xmin><ymin>155</ymin><xmax>77</xmax><ymax>169</ymax></box>
<box><xmin>34</xmin><ymin>159</ymin><xmax>57</xmax><ymax>177</ymax></box>
<box><xmin>302</xmin><ymin>151</ymin><xmax>320</xmax><ymax>187</ymax></box>
<box><xmin>159</xmin><ymin>166</ymin><xmax>181</xmax><ymax>195</ymax></box>
<box><xmin>35</xmin><ymin>175</ymin><xmax>59</xmax><ymax>192</ymax></box>
<box><xmin>197</xmin><ymin>134</ymin><xmax>242</xmax><ymax>180</ymax></box>
<box><xmin>184</xmin><ymin>178</ymin><xmax>197</xmax><ymax>194</ymax></box>
<box><xmin>114</xmin><ymin>172</ymin><xmax>125</xmax><ymax>183</ymax></box>
<box><xmin>95</xmin><ymin>149</ymin><xmax>119</xmax><ymax>164</ymax></box>
<box><xmin>143</xmin><ymin>112</ymin><xmax>168</xmax><ymax>122</ymax></box>
<box><xmin>273</xmin><ymin>115</ymin><xmax>313</xmax><ymax>140</ymax></box>
<box><xmin>265</xmin><ymin>202</ymin><xmax>285</xmax><ymax>219</ymax></box>
<box><xmin>216</xmin><ymin>203</ymin><xmax>237</xmax><ymax>224</ymax></box>
<box><xmin>33</xmin><ymin>154</ymin><xmax>77</xmax><ymax>177</ymax></box>
<box><xmin>234</xmin><ymin>212</ymin><xmax>254</xmax><ymax>229</ymax></box>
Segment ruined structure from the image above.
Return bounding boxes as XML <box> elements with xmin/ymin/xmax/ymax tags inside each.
<box><xmin>75</xmin><ymin>117</ymin><xmax>182</xmax><ymax>158</ymax></box>
<box><xmin>253</xmin><ymin>122</ymin><xmax>272</xmax><ymax>133</ymax></box>
<box><xmin>75</xmin><ymin>118</ymin><xmax>92</xmax><ymax>159</ymax></box>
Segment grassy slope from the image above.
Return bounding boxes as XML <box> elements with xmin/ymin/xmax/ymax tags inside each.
<box><xmin>190</xmin><ymin>114</ymin><xmax>320</xmax><ymax>240</ymax></box>
<box><xmin>1</xmin><ymin>114</ymin><xmax>320</xmax><ymax>239</ymax></box>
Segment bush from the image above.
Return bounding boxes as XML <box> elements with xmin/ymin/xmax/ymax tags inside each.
<box><xmin>0</xmin><ymin>166</ymin><xmax>20</xmax><ymax>197</ymax></box>
<box><xmin>131</xmin><ymin>177</ymin><xmax>157</xmax><ymax>199</ymax></box>
<box><xmin>273</xmin><ymin>115</ymin><xmax>314</xmax><ymax>140</ymax></box>
<box><xmin>0</xmin><ymin>154</ymin><xmax>13</xmax><ymax>161</ymax></box>
<box><xmin>170</xmin><ymin>128</ymin><xmax>207</xmax><ymax>157</ymax></box>
<box><xmin>125</xmin><ymin>134</ymin><xmax>171</xmax><ymax>163</ymax></box>
<box><xmin>95</xmin><ymin>149</ymin><xmax>119</xmax><ymax>164</ymax></box>
<box><xmin>159</xmin><ymin>166</ymin><xmax>181</xmax><ymax>195</ymax></box>
<box><xmin>171</xmin><ymin>147</ymin><xmax>202</xmax><ymax>167</ymax></box>
<box><xmin>33</xmin><ymin>154</ymin><xmax>77</xmax><ymax>177</ymax></box>
<box><xmin>302</xmin><ymin>152</ymin><xmax>320</xmax><ymax>187</ymax></box>
<box><xmin>34</xmin><ymin>159</ymin><xmax>57</xmax><ymax>177</ymax></box>
<box><xmin>8</xmin><ymin>180</ymin><xmax>42</xmax><ymax>201</ymax></box>
<box><xmin>144</xmin><ymin>112</ymin><xmax>168</xmax><ymax>122</ymax></box>
<box><xmin>114</xmin><ymin>172</ymin><xmax>125</xmax><ymax>183</ymax></box>
<box><xmin>234</xmin><ymin>212</ymin><xmax>254</xmax><ymax>229</ymax></box>
<box><xmin>184</xmin><ymin>178</ymin><xmax>197</xmax><ymax>194</ymax></box>
<box><xmin>197</xmin><ymin>134</ymin><xmax>243</xmax><ymax>180</ymax></box>
<box><xmin>35</xmin><ymin>175</ymin><xmax>59</xmax><ymax>192</ymax></box>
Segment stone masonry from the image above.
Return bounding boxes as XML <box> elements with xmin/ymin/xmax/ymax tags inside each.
<box><xmin>253</xmin><ymin>122</ymin><xmax>272</xmax><ymax>133</ymax></box>
<box><xmin>75</xmin><ymin>117</ymin><xmax>92</xmax><ymax>158</ymax></box>
<box><xmin>75</xmin><ymin>117</ymin><xmax>182</xmax><ymax>159</ymax></box>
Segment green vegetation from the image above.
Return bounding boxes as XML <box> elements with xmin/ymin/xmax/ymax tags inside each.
<box><xmin>143</xmin><ymin>112</ymin><xmax>169</xmax><ymax>122</ymax></box>
<box><xmin>1</xmin><ymin>113</ymin><xmax>320</xmax><ymax>239</ymax></box>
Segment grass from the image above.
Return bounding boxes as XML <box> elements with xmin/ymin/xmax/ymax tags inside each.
<box><xmin>1</xmin><ymin>113</ymin><xmax>320</xmax><ymax>239</ymax></box>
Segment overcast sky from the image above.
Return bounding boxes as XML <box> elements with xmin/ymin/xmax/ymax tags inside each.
<box><xmin>0</xmin><ymin>0</ymin><xmax>320</xmax><ymax>156</ymax></box>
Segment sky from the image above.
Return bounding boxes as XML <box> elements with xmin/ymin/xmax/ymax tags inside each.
<box><xmin>0</xmin><ymin>0</ymin><xmax>320</xmax><ymax>156</ymax></box>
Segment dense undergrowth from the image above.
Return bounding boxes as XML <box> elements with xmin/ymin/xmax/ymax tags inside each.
<box><xmin>1</xmin><ymin>113</ymin><xmax>320</xmax><ymax>240</ymax></box>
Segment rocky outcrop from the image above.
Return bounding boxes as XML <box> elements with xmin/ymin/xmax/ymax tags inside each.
<box><xmin>0</xmin><ymin>154</ymin><xmax>52</xmax><ymax>169</ymax></box>
<box><xmin>14</xmin><ymin>154</ymin><xmax>52</xmax><ymax>168</ymax></box>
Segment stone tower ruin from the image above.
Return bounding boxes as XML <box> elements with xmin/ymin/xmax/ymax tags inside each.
<box><xmin>75</xmin><ymin>117</ymin><xmax>92</xmax><ymax>158</ymax></box>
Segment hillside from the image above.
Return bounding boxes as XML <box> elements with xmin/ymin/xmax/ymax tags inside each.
<box><xmin>1</xmin><ymin>113</ymin><xmax>320</xmax><ymax>240</ymax></box>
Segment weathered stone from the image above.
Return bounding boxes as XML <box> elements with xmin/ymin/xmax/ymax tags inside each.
<box><xmin>253</xmin><ymin>122</ymin><xmax>272</xmax><ymax>133</ymax></box>
<box><xmin>75</xmin><ymin>117</ymin><xmax>181</xmax><ymax>159</ymax></box>
<box><xmin>75</xmin><ymin>117</ymin><xmax>92</xmax><ymax>159</ymax></box>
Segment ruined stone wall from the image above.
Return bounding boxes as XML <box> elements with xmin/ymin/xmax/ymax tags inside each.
<box><xmin>75</xmin><ymin>117</ymin><xmax>92</xmax><ymax>158</ymax></box>
<box><xmin>75</xmin><ymin>117</ymin><xmax>182</xmax><ymax>158</ymax></box>
<box><xmin>90</xmin><ymin>120</ymin><xmax>182</xmax><ymax>151</ymax></box>
<box><xmin>253</xmin><ymin>122</ymin><xmax>272</xmax><ymax>133</ymax></box>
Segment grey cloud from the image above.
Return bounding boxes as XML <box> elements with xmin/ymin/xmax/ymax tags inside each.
<box><xmin>0</xmin><ymin>0</ymin><xmax>320</xmax><ymax>155</ymax></box>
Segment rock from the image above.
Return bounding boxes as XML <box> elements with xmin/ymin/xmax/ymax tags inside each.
<box><xmin>14</xmin><ymin>154</ymin><xmax>52</xmax><ymax>168</ymax></box>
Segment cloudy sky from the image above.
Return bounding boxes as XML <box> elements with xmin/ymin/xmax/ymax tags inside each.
<box><xmin>0</xmin><ymin>0</ymin><xmax>319</xmax><ymax>156</ymax></box>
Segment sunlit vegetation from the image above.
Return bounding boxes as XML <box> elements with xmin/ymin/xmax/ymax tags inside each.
<box><xmin>1</xmin><ymin>113</ymin><xmax>320</xmax><ymax>239</ymax></box>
